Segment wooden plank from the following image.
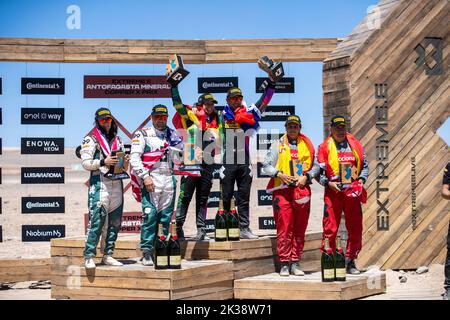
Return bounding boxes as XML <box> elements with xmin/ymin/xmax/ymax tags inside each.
<box><xmin>0</xmin><ymin>258</ymin><xmax>50</xmax><ymax>268</ymax></box>
<box><xmin>171</xmin><ymin>280</ymin><xmax>233</xmax><ymax>300</ymax></box>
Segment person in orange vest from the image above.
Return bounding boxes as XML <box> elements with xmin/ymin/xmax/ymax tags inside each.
<box><xmin>317</xmin><ymin>115</ymin><xmax>369</xmax><ymax>274</ymax></box>
<box><xmin>262</xmin><ymin>115</ymin><xmax>319</xmax><ymax>276</ymax></box>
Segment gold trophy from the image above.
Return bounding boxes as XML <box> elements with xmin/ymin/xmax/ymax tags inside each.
<box><xmin>165</xmin><ymin>54</ymin><xmax>190</xmax><ymax>86</ymax></box>
<box><xmin>104</xmin><ymin>150</ymin><xmax>130</xmax><ymax>180</ymax></box>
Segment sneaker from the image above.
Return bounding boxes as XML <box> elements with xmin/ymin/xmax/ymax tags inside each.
<box><xmin>279</xmin><ymin>263</ymin><xmax>290</xmax><ymax>277</ymax></box>
<box><xmin>194</xmin><ymin>229</ymin><xmax>210</xmax><ymax>241</ymax></box>
<box><xmin>240</xmin><ymin>228</ymin><xmax>259</xmax><ymax>240</ymax></box>
<box><xmin>443</xmin><ymin>288</ymin><xmax>450</xmax><ymax>300</ymax></box>
<box><xmin>102</xmin><ymin>255</ymin><xmax>123</xmax><ymax>266</ymax></box>
<box><xmin>346</xmin><ymin>259</ymin><xmax>361</xmax><ymax>275</ymax></box>
<box><xmin>290</xmin><ymin>262</ymin><xmax>305</xmax><ymax>276</ymax></box>
<box><xmin>84</xmin><ymin>257</ymin><xmax>96</xmax><ymax>269</ymax></box>
<box><xmin>142</xmin><ymin>252</ymin><xmax>154</xmax><ymax>266</ymax></box>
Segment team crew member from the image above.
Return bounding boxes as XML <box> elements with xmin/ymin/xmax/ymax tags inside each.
<box><xmin>262</xmin><ymin>115</ymin><xmax>319</xmax><ymax>276</ymax></box>
<box><xmin>219</xmin><ymin>79</ymin><xmax>277</xmax><ymax>239</ymax></box>
<box><xmin>130</xmin><ymin>105</ymin><xmax>183</xmax><ymax>266</ymax></box>
<box><xmin>317</xmin><ymin>115</ymin><xmax>369</xmax><ymax>274</ymax></box>
<box><xmin>81</xmin><ymin>108</ymin><xmax>125</xmax><ymax>269</ymax></box>
<box><xmin>441</xmin><ymin>162</ymin><xmax>450</xmax><ymax>300</ymax></box>
<box><xmin>171</xmin><ymin>85</ymin><xmax>220</xmax><ymax>241</ymax></box>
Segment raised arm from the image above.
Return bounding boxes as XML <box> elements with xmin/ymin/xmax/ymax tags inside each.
<box><xmin>254</xmin><ymin>81</ymin><xmax>276</xmax><ymax>114</ymax></box>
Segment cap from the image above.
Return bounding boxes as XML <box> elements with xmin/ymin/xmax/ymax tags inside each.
<box><xmin>151</xmin><ymin>104</ymin><xmax>168</xmax><ymax>116</ymax></box>
<box><xmin>285</xmin><ymin>115</ymin><xmax>301</xmax><ymax>126</ymax></box>
<box><xmin>227</xmin><ymin>87</ymin><xmax>243</xmax><ymax>99</ymax></box>
<box><xmin>330</xmin><ymin>115</ymin><xmax>347</xmax><ymax>127</ymax></box>
<box><xmin>95</xmin><ymin>107</ymin><xmax>113</xmax><ymax>120</ymax></box>
<box><xmin>197</xmin><ymin>93</ymin><xmax>218</xmax><ymax>105</ymax></box>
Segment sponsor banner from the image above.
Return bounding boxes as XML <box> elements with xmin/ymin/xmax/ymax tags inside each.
<box><xmin>207</xmin><ymin>191</ymin><xmax>239</xmax><ymax>208</ymax></box>
<box><xmin>84</xmin><ymin>75</ymin><xmax>171</xmax><ymax>98</ymax></box>
<box><xmin>257</xmin><ymin>190</ymin><xmax>272</xmax><ymax>206</ymax></box>
<box><xmin>256</xmin><ymin>133</ymin><xmax>283</xmax><ymax>151</ymax></box>
<box><xmin>0</xmin><ymin>138</ymin><xmax>2</xmax><ymax>155</ymax></box>
<box><xmin>22</xmin><ymin>197</ymin><xmax>65</xmax><ymax>214</ymax></box>
<box><xmin>257</xmin><ymin>162</ymin><xmax>270</xmax><ymax>178</ymax></box>
<box><xmin>198</xmin><ymin>77</ymin><xmax>238</xmax><ymax>93</ymax></box>
<box><xmin>259</xmin><ymin>216</ymin><xmax>276</xmax><ymax>230</ymax></box>
<box><xmin>204</xmin><ymin>219</ymin><xmax>215</xmax><ymax>233</ymax></box>
<box><xmin>260</xmin><ymin>105</ymin><xmax>295</xmax><ymax>121</ymax></box>
<box><xmin>21</xmin><ymin>167</ymin><xmax>65</xmax><ymax>184</ymax></box>
<box><xmin>0</xmin><ymin>197</ymin><xmax>2</xmax><ymax>214</ymax></box>
<box><xmin>0</xmin><ymin>225</ymin><xmax>2</xmax><ymax>242</ymax></box>
<box><xmin>21</xmin><ymin>108</ymin><xmax>65</xmax><ymax>125</ymax></box>
<box><xmin>0</xmin><ymin>107</ymin><xmax>2</xmax><ymax>124</ymax></box>
<box><xmin>21</xmin><ymin>78</ymin><xmax>65</xmax><ymax>95</ymax></box>
<box><xmin>21</xmin><ymin>137</ymin><xmax>64</xmax><ymax>155</ymax></box>
<box><xmin>256</xmin><ymin>77</ymin><xmax>295</xmax><ymax>93</ymax></box>
<box><xmin>22</xmin><ymin>225</ymin><xmax>65</xmax><ymax>242</ymax></box>
<box><xmin>0</xmin><ymin>78</ymin><xmax>2</xmax><ymax>95</ymax></box>
<box><xmin>84</xmin><ymin>212</ymin><xmax>142</xmax><ymax>234</ymax></box>
<box><xmin>0</xmin><ymin>168</ymin><xmax>2</xmax><ymax>184</ymax></box>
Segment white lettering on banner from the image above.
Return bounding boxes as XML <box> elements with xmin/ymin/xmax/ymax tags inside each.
<box><xmin>26</xmin><ymin>83</ymin><xmax>60</xmax><ymax>90</ymax></box>
<box><xmin>202</xmin><ymin>81</ymin><xmax>234</xmax><ymax>89</ymax></box>
<box><xmin>26</xmin><ymin>229</ymin><xmax>62</xmax><ymax>238</ymax></box>
<box><xmin>338</xmin><ymin>156</ymin><xmax>356</xmax><ymax>162</ymax></box>
<box><xmin>86</xmin><ymin>84</ymin><xmax>170</xmax><ymax>90</ymax></box>
<box><xmin>24</xmin><ymin>173</ymin><xmax>62</xmax><ymax>178</ymax></box>
<box><xmin>26</xmin><ymin>201</ymin><xmax>60</xmax><ymax>209</ymax></box>
<box><xmin>23</xmin><ymin>113</ymin><xmax>61</xmax><ymax>121</ymax></box>
<box><xmin>261</xmin><ymin>111</ymin><xmax>291</xmax><ymax>116</ymax></box>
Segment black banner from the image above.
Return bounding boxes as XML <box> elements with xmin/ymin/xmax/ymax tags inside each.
<box><xmin>259</xmin><ymin>216</ymin><xmax>276</xmax><ymax>229</ymax></box>
<box><xmin>205</xmin><ymin>219</ymin><xmax>215</xmax><ymax>233</ymax></box>
<box><xmin>260</xmin><ymin>105</ymin><xmax>295</xmax><ymax>122</ymax></box>
<box><xmin>22</xmin><ymin>225</ymin><xmax>65</xmax><ymax>242</ymax></box>
<box><xmin>21</xmin><ymin>138</ymin><xmax>64</xmax><ymax>154</ymax></box>
<box><xmin>0</xmin><ymin>197</ymin><xmax>2</xmax><ymax>214</ymax></box>
<box><xmin>0</xmin><ymin>138</ymin><xmax>2</xmax><ymax>155</ymax></box>
<box><xmin>21</xmin><ymin>167</ymin><xmax>65</xmax><ymax>184</ymax></box>
<box><xmin>198</xmin><ymin>77</ymin><xmax>238</xmax><ymax>93</ymax></box>
<box><xmin>207</xmin><ymin>191</ymin><xmax>238</xmax><ymax>208</ymax></box>
<box><xmin>0</xmin><ymin>108</ymin><xmax>2</xmax><ymax>124</ymax></box>
<box><xmin>0</xmin><ymin>78</ymin><xmax>2</xmax><ymax>95</ymax></box>
<box><xmin>21</xmin><ymin>108</ymin><xmax>65</xmax><ymax>125</ymax></box>
<box><xmin>257</xmin><ymin>162</ymin><xmax>270</xmax><ymax>178</ymax></box>
<box><xmin>257</xmin><ymin>190</ymin><xmax>272</xmax><ymax>206</ymax></box>
<box><xmin>256</xmin><ymin>77</ymin><xmax>295</xmax><ymax>93</ymax></box>
<box><xmin>22</xmin><ymin>197</ymin><xmax>65</xmax><ymax>214</ymax></box>
<box><xmin>0</xmin><ymin>225</ymin><xmax>2</xmax><ymax>242</ymax></box>
<box><xmin>21</xmin><ymin>78</ymin><xmax>65</xmax><ymax>95</ymax></box>
<box><xmin>256</xmin><ymin>133</ymin><xmax>282</xmax><ymax>151</ymax></box>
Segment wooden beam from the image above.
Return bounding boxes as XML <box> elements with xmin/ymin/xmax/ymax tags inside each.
<box><xmin>0</xmin><ymin>37</ymin><xmax>338</xmax><ymax>63</ymax></box>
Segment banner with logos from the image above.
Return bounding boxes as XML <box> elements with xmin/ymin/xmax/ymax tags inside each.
<box><xmin>21</xmin><ymin>167</ymin><xmax>65</xmax><ymax>184</ymax></box>
<box><xmin>84</xmin><ymin>212</ymin><xmax>142</xmax><ymax>234</ymax></box>
<box><xmin>256</xmin><ymin>77</ymin><xmax>295</xmax><ymax>93</ymax></box>
<box><xmin>21</xmin><ymin>108</ymin><xmax>65</xmax><ymax>125</ymax></box>
<box><xmin>22</xmin><ymin>225</ymin><xmax>65</xmax><ymax>241</ymax></box>
<box><xmin>21</xmin><ymin>78</ymin><xmax>65</xmax><ymax>95</ymax></box>
<box><xmin>21</xmin><ymin>138</ymin><xmax>64</xmax><ymax>155</ymax></box>
<box><xmin>198</xmin><ymin>77</ymin><xmax>238</xmax><ymax>93</ymax></box>
<box><xmin>22</xmin><ymin>197</ymin><xmax>65</xmax><ymax>214</ymax></box>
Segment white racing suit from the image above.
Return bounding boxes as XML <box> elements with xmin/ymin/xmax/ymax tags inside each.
<box><xmin>81</xmin><ymin>134</ymin><xmax>124</xmax><ymax>258</ymax></box>
<box><xmin>130</xmin><ymin>126</ymin><xmax>183</xmax><ymax>254</ymax></box>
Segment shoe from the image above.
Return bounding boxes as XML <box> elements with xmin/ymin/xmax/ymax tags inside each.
<box><xmin>102</xmin><ymin>255</ymin><xmax>123</xmax><ymax>266</ymax></box>
<box><xmin>177</xmin><ymin>227</ymin><xmax>185</xmax><ymax>241</ymax></box>
<box><xmin>194</xmin><ymin>229</ymin><xmax>210</xmax><ymax>241</ymax></box>
<box><xmin>84</xmin><ymin>257</ymin><xmax>96</xmax><ymax>269</ymax></box>
<box><xmin>142</xmin><ymin>252</ymin><xmax>154</xmax><ymax>266</ymax></box>
<box><xmin>290</xmin><ymin>262</ymin><xmax>305</xmax><ymax>276</ymax></box>
<box><xmin>240</xmin><ymin>228</ymin><xmax>259</xmax><ymax>240</ymax></box>
<box><xmin>279</xmin><ymin>263</ymin><xmax>290</xmax><ymax>277</ymax></box>
<box><xmin>346</xmin><ymin>259</ymin><xmax>361</xmax><ymax>275</ymax></box>
<box><xmin>443</xmin><ymin>288</ymin><xmax>450</xmax><ymax>300</ymax></box>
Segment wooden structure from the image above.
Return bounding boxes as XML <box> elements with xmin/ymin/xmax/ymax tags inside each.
<box><xmin>323</xmin><ymin>0</ymin><xmax>449</xmax><ymax>269</ymax></box>
<box><xmin>51</xmin><ymin>259</ymin><xmax>233</xmax><ymax>300</ymax></box>
<box><xmin>0</xmin><ymin>258</ymin><xmax>50</xmax><ymax>283</ymax></box>
<box><xmin>0</xmin><ymin>38</ymin><xmax>338</xmax><ymax>63</ymax></box>
<box><xmin>234</xmin><ymin>271</ymin><xmax>386</xmax><ymax>300</ymax></box>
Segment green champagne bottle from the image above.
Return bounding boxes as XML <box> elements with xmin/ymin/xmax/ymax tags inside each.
<box><xmin>215</xmin><ymin>193</ymin><xmax>228</xmax><ymax>242</ymax></box>
<box><xmin>334</xmin><ymin>235</ymin><xmax>346</xmax><ymax>281</ymax></box>
<box><xmin>154</xmin><ymin>223</ymin><xmax>168</xmax><ymax>270</ymax></box>
<box><xmin>227</xmin><ymin>197</ymin><xmax>240</xmax><ymax>241</ymax></box>
<box><xmin>321</xmin><ymin>237</ymin><xmax>335</xmax><ymax>282</ymax></box>
<box><xmin>168</xmin><ymin>220</ymin><xmax>181</xmax><ymax>269</ymax></box>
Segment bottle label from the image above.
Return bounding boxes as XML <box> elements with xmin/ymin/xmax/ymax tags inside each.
<box><xmin>228</xmin><ymin>228</ymin><xmax>240</xmax><ymax>238</ymax></box>
<box><xmin>216</xmin><ymin>229</ymin><xmax>227</xmax><ymax>238</ymax></box>
<box><xmin>324</xmin><ymin>269</ymin><xmax>335</xmax><ymax>279</ymax></box>
<box><xmin>169</xmin><ymin>255</ymin><xmax>181</xmax><ymax>266</ymax></box>
<box><xmin>157</xmin><ymin>256</ymin><xmax>168</xmax><ymax>266</ymax></box>
<box><xmin>336</xmin><ymin>268</ymin><xmax>346</xmax><ymax>278</ymax></box>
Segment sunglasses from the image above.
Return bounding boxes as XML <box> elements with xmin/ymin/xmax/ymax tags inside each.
<box><xmin>99</xmin><ymin>118</ymin><xmax>112</xmax><ymax>124</ymax></box>
<box><xmin>153</xmin><ymin>115</ymin><xmax>168</xmax><ymax>121</ymax></box>
<box><xmin>230</xmin><ymin>96</ymin><xmax>243</xmax><ymax>102</ymax></box>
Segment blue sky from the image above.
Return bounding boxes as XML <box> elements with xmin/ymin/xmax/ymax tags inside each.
<box><xmin>1</xmin><ymin>0</ymin><xmax>448</xmax><ymax>148</ymax></box>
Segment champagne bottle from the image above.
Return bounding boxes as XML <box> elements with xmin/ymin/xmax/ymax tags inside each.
<box><xmin>334</xmin><ymin>236</ymin><xmax>346</xmax><ymax>281</ymax></box>
<box><xmin>227</xmin><ymin>197</ymin><xmax>240</xmax><ymax>241</ymax></box>
<box><xmin>168</xmin><ymin>220</ymin><xmax>181</xmax><ymax>269</ymax></box>
<box><xmin>321</xmin><ymin>237</ymin><xmax>335</xmax><ymax>282</ymax></box>
<box><xmin>215</xmin><ymin>191</ymin><xmax>228</xmax><ymax>242</ymax></box>
<box><xmin>154</xmin><ymin>223</ymin><xmax>168</xmax><ymax>270</ymax></box>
